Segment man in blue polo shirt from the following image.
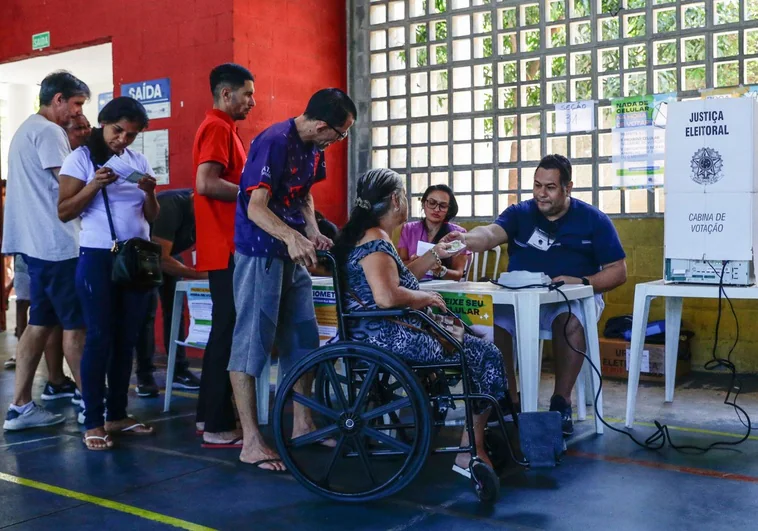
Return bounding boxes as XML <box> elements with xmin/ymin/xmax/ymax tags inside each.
<box><xmin>444</xmin><ymin>154</ymin><xmax>627</xmax><ymax>436</ymax></box>
<box><xmin>229</xmin><ymin>88</ymin><xmax>356</xmax><ymax>471</ymax></box>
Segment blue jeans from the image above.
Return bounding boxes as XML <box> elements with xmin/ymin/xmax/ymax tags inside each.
<box><xmin>75</xmin><ymin>248</ymin><xmax>152</xmax><ymax>430</ymax></box>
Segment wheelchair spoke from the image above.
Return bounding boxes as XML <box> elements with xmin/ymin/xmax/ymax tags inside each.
<box><xmin>324</xmin><ymin>361</ymin><xmax>350</xmax><ymax>411</ymax></box>
<box><xmin>345</xmin><ymin>357</ymin><xmax>356</xmax><ymax>406</ymax></box>
<box><xmin>363</xmin><ymin>426</ymin><xmax>412</xmax><ymax>454</ymax></box>
<box><xmin>351</xmin><ymin>363</ymin><xmax>379</xmax><ymax>415</ymax></box>
<box><xmin>354</xmin><ymin>435</ymin><xmax>378</xmax><ymax>487</ymax></box>
<box><xmin>290</xmin><ymin>424</ymin><xmax>340</xmax><ymax>448</ymax></box>
<box><xmin>362</xmin><ymin>397</ymin><xmax>411</xmax><ymax>422</ymax></box>
<box><xmin>291</xmin><ymin>392</ymin><xmax>341</xmax><ymax>421</ymax></box>
<box><xmin>318</xmin><ymin>434</ymin><xmax>347</xmax><ymax>487</ymax></box>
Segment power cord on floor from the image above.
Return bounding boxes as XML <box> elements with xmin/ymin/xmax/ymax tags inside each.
<box><xmin>492</xmin><ymin>270</ymin><xmax>751</xmax><ymax>453</ymax></box>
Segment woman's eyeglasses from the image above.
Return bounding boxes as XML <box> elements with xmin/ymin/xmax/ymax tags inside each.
<box><xmin>424</xmin><ymin>198</ymin><xmax>449</xmax><ymax>211</ymax></box>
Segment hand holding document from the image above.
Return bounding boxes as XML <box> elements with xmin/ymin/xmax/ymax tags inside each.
<box><xmin>104</xmin><ymin>156</ymin><xmax>148</xmax><ymax>184</ymax></box>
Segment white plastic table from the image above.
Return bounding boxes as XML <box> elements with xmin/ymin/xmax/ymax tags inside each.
<box><xmin>163</xmin><ymin>280</ymin><xmax>208</xmax><ymax>414</ymax></box>
<box><xmin>625</xmin><ymin>280</ymin><xmax>758</xmax><ymax>428</ymax></box>
<box><xmin>416</xmin><ymin>282</ymin><xmax>603</xmax><ymax>434</ymax></box>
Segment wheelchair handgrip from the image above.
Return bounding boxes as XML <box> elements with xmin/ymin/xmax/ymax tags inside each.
<box><xmin>316</xmin><ymin>250</ymin><xmax>338</xmax><ymax>271</ymax></box>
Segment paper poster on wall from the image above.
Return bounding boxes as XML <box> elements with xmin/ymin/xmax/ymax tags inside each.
<box><xmin>700</xmin><ymin>86</ymin><xmax>748</xmax><ymax>99</ymax></box>
<box><xmin>312</xmin><ymin>282</ymin><xmax>338</xmax><ymax>345</ymax></box>
<box><xmin>130</xmin><ymin>129</ymin><xmax>169</xmax><ymax>185</ymax></box>
<box><xmin>178</xmin><ymin>286</ymin><xmax>212</xmax><ymax>348</ymax></box>
<box><xmin>611</xmin><ymin>94</ymin><xmax>675</xmax><ymax>189</ymax></box>
<box><xmin>555</xmin><ymin>100</ymin><xmax>595</xmax><ymax>134</ymax></box>
<box><xmin>97</xmin><ymin>92</ymin><xmax>113</xmax><ymax>112</ymax></box>
<box><xmin>435</xmin><ymin>292</ymin><xmax>494</xmax><ymax>342</ymax></box>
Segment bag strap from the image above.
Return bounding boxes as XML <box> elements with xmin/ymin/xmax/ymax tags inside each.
<box><xmin>101</xmin><ymin>187</ymin><xmax>119</xmax><ymax>247</ymax></box>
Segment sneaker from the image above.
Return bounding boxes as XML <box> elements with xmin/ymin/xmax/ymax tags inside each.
<box><xmin>71</xmin><ymin>388</ymin><xmax>83</xmax><ymax>406</ymax></box>
<box><xmin>4</xmin><ymin>403</ymin><xmax>65</xmax><ymax>431</ymax></box>
<box><xmin>172</xmin><ymin>370</ymin><xmax>201</xmax><ymax>390</ymax></box>
<box><xmin>549</xmin><ymin>395</ymin><xmax>574</xmax><ymax>437</ymax></box>
<box><xmin>136</xmin><ymin>375</ymin><xmax>159</xmax><ymax>398</ymax></box>
<box><xmin>40</xmin><ymin>377</ymin><xmax>77</xmax><ymax>401</ymax></box>
<box><xmin>4</xmin><ymin>357</ymin><xmax>15</xmax><ymax>370</ymax></box>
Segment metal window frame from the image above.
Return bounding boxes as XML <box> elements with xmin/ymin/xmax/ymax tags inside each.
<box><xmin>349</xmin><ymin>0</ymin><xmax>758</xmax><ymax>220</ymax></box>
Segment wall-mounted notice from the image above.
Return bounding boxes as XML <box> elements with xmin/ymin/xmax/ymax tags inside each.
<box><xmin>120</xmin><ymin>78</ymin><xmax>171</xmax><ymax>119</ymax></box>
<box><xmin>98</xmin><ymin>92</ymin><xmax>113</xmax><ymax>112</ymax></box>
<box><xmin>611</xmin><ymin>94</ymin><xmax>675</xmax><ymax>189</ymax></box>
<box><xmin>130</xmin><ymin>129</ymin><xmax>169</xmax><ymax>185</ymax></box>
<box><xmin>555</xmin><ymin>100</ymin><xmax>595</xmax><ymax>134</ymax></box>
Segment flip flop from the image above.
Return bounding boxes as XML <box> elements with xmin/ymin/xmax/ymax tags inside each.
<box><xmin>83</xmin><ymin>434</ymin><xmax>114</xmax><ymax>451</ymax></box>
<box><xmin>107</xmin><ymin>422</ymin><xmax>154</xmax><ymax>436</ymax></box>
<box><xmin>452</xmin><ymin>464</ymin><xmax>471</xmax><ymax>479</ymax></box>
<box><xmin>201</xmin><ymin>437</ymin><xmax>243</xmax><ymax>449</ymax></box>
<box><xmin>249</xmin><ymin>458</ymin><xmax>287</xmax><ymax>473</ymax></box>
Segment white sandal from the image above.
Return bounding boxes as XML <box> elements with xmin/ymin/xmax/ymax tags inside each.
<box><xmin>83</xmin><ymin>434</ymin><xmax>113</xmax><ymax>451</ymax></box>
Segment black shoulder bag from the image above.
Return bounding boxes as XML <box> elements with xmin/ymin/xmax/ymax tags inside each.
<box><xmin>102</xmin><ymin>187</ymin><xmax>163</xmax><ymax>291</ymax></box>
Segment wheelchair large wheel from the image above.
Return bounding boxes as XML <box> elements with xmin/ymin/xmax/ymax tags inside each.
<box><xmin>273</xmin><ymin>342</ymin><xmax>433</xmax><ymax>502</ymax></box>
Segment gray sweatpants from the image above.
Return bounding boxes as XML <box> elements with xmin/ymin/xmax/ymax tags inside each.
<box><xmin>229</xmin><ymin>253</ymin><xmax>319</xmax><ymax>378</ymax></box>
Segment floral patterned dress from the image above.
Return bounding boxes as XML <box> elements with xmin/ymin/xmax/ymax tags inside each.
<box><xmin>343</xmin><ymin>239</ymin><xmax>507</xmax><ymax>412</ymax></box>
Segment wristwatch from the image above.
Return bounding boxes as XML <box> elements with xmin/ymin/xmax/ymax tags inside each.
<box><xmin>434</xmin><ymin>266</ymin><xmax>448</xmax><ymax>279</ymax></box>
<box><xmin>581</xmin><ymin>277</ymin><xmax>591</xmax><ymax>286</ymax></box>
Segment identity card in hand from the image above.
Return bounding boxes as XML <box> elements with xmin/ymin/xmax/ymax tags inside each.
<box><xmin>104</xmin><ymin>156</ymin><xmax>147</xmax><ymax>184</ymax></box>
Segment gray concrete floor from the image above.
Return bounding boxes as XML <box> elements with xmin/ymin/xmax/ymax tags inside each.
<box><xmin>1</xmin><ymin>300</ymin><xmax>758</xmax><ymax>530</ymax></box>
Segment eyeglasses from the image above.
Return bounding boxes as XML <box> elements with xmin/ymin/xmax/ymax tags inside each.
<box><xmin>424</xmin><ymin>198</ymin><xmax>449</xmax><ymax>212</ymax></box>
<box><xmin>326</xmin><ymin>123</ymin><xmax>348</xmax><ymax>140</ymax></box>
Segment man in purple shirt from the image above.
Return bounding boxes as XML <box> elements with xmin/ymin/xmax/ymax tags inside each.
<box><xmin>229</xmin><ymin>88</ymin><xmax>356</xmax><ymax>471</ymax></box>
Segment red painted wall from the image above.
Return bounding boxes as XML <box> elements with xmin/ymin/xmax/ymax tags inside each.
<box><xmin>0</xmin><ymin>0</ymin><xmax>348</xmax><ymax>355</ymax></box>
<box><xmin>233</xmin><ymin>0</ymin><xmax>349</xmax><ymax>225</ymax></box>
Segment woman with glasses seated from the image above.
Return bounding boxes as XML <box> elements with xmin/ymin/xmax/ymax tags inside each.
<box><xmin>397</xmin><ymin>184</ymin><xmax>470</xmax><ymax>281</ymax></box>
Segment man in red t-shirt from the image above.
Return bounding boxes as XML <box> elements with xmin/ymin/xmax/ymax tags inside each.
<box><xmin>193</xmin><ymin>63</ymin><xmax>255</xmax><ymax>447</ymax></box>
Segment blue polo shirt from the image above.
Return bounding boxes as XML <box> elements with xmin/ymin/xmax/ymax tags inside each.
<box><xmin>494</xmin><ymin>198</ymin><xmax>625</xmax><ymax>279</ymax></box>
<box><xmin>235</xmin><ymin>118</ymin><xmax>326</xmax><ymax>259</ymax></box>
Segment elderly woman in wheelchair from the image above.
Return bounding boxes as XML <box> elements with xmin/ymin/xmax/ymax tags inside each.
<box><xmin>271</xmin><ymin>169</ymin><xmax>513</xmax><ymax>503</ymax></box>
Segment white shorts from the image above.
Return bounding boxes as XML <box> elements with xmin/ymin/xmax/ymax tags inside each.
<box><xmin>493</xmin><ymin>294</ymin><xmax>605</xmax><ymax>337</ymax></box>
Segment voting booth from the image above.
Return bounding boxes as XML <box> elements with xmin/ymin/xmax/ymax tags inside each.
<box><xmin>663</xmin><ymin>98</ymin><xmax>758</xmax><ymax>285</ymax></box>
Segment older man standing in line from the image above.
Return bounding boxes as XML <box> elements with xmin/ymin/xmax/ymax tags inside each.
<box><xmin>2</xmin><ymin>71</ymin><xmax>90</xmax><ymax>430</ymax></box>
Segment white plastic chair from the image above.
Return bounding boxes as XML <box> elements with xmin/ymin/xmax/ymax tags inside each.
<box><xmin>466</xmin><ymin>247</ymin><xmax>502</xmax><ymax>281</ymax></box>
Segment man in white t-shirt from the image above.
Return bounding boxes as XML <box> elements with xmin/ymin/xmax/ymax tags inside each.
<box><xmin>2</xmin><ymin>71</ymin><xmax>91</xmax><ymax>431</ymax></box>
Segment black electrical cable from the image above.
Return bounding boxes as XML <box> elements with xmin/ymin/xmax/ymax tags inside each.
<box><xmin>491</xmin><ymin>270</ymin><xmax>751</xmax><ymax>453</ymax></box>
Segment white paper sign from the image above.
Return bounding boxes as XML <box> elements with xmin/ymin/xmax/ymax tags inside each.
<box><xmin>555</xmin><ymin>100</ymin><xmax>595</xmax><ymax>134</ymax></box>
<box><xmin>177</xmin><ymin>286</ymin><xmax>212</xmax><ymax>348</ymax></box>
<box><xmin>626</xmin><ymin>348</ymin><xmax>650</xmax><ymax>373</ymax></box>
<box><xmin>130</xmin><ymin>129</ymin><xmax>170</xmax><ymax>185</ymax></box>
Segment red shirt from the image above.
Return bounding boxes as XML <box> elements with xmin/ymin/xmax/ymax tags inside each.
<box><xmin>192</xmin><ymin>109</ymin><xmax>246</xmax><ymax>272</ymax></box>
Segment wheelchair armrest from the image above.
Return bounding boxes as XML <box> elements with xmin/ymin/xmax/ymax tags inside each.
<box><xmin>346</xmin><ymin>309</ymin><xmax>465</xmax><ymax>355</ymax></box>
<box><xmin>346</xmin><ymin>308</ymin><xmax>413</xmax><ymax>319</ymax></box>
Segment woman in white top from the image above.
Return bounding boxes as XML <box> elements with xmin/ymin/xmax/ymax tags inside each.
<box><xmin>58</xmin><ymin>97</ymin><xmax>159</xmax><ymax>450</ymax></box>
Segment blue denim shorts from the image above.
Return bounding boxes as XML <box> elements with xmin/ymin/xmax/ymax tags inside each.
<box><xmin>24</xmin><ymin>255</ymin><xmax>85</xmax><ymax>330</ymax></box>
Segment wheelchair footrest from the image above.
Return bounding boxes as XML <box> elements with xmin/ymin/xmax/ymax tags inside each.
<box><xmin>517</xmin><ymin>411</ymin><xmax>565</xmax><ymax>468</ymax></box>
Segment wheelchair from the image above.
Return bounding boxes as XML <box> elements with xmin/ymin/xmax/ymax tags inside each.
<box><xmin>272</xmin><ymin>251</ymin><xmax>525</xmax><ymax>504</ymax></box>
